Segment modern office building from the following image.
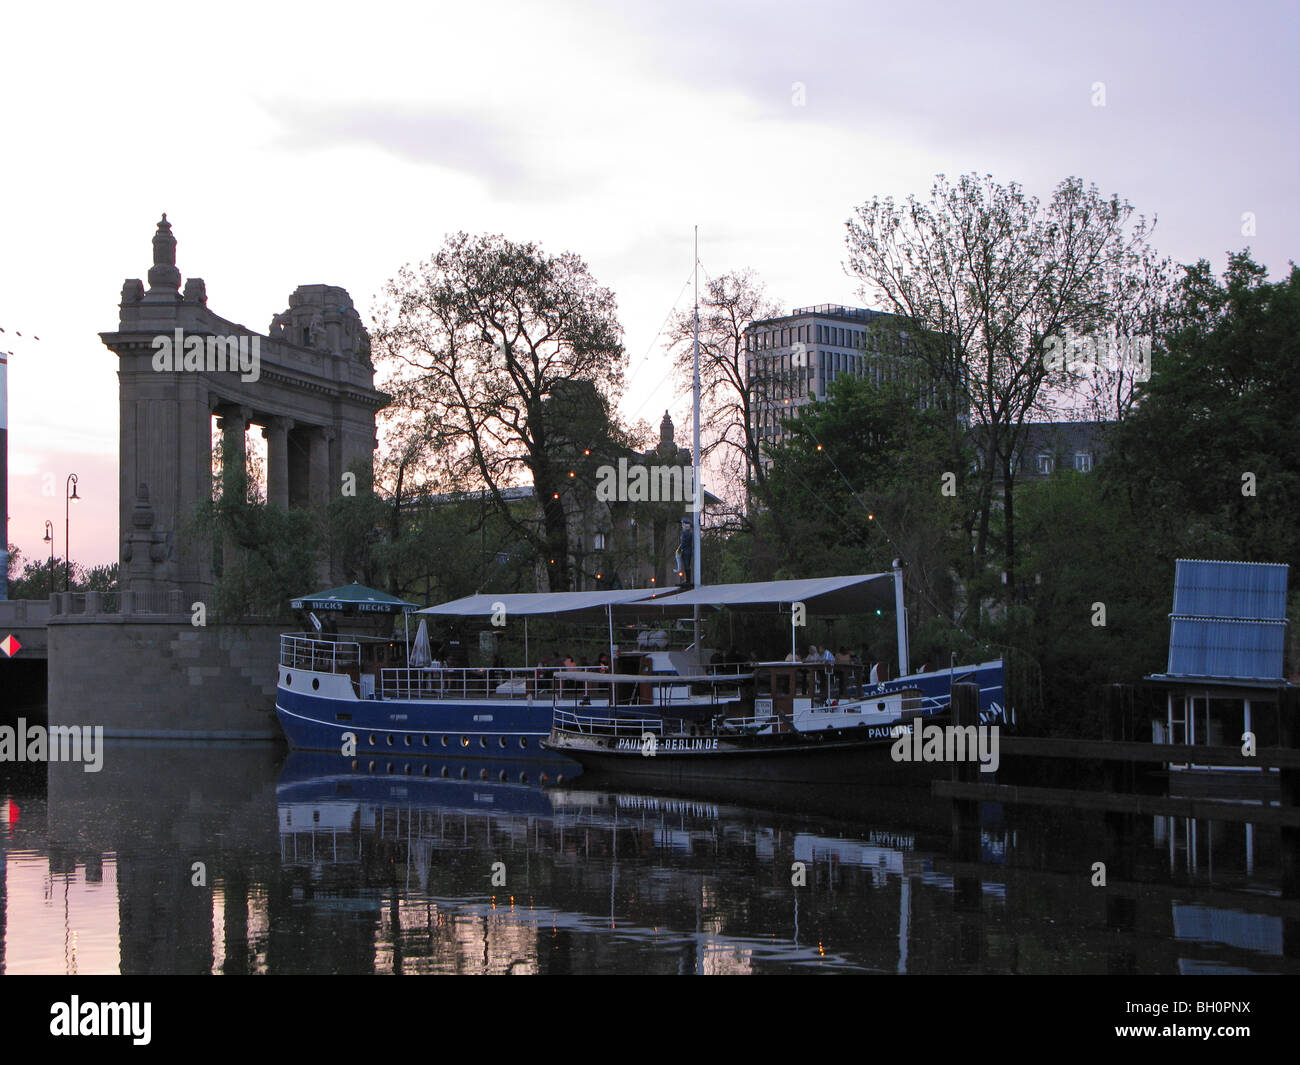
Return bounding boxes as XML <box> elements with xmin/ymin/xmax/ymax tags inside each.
<box><xmin>744</xmin><ymin>304</ymin><xmax>951</xmax><ymax>471</ymax></box>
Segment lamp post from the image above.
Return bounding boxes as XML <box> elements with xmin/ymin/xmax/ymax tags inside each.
<box><xmin>64</xmin><ymin>474</ymin><xmax>79</xmax><ymax>592</ymax></box>
<box><xmin>43</xmin><ymin>520</ymin><xmax>54</xmax><ymax>597</ymax></box>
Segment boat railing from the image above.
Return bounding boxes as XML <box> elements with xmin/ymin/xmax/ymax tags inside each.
<box><xmin>834</xmin><ymin>690</ymin><xmax>930</xmax><ymax>715</ymax></box>
<box><xmin>550</xmin><ymin>669</ymin><xmax>749</xmax><ymax>709</ymax></box>
<box><xmin>280</xmin><ymin>633</ymin><xmax>362</xmax><ymax>674</ymax></box>
<box><xmin>379</xmin><ymin>666</ymin><xmax>544</xmax><ymax>701</ymax></box>
<box><xmin>552</xmin><ymin>709</ymin><xmax>671</xmax><ymax>737</ymax></box>
<box><xmin>712</xmin><ymin>713</ymin><xmax>777</xmax><ymax>733</ymax></box>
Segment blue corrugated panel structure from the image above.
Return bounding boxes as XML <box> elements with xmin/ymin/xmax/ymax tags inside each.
<box><xmin>1164</xmin><ymin>559</ymin><xmax>1289</xmax><ymax>681</ymax></box>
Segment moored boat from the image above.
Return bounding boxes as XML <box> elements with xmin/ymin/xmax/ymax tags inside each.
<box><xmin>275</xmin><ymin>586</ymin><xmax>687</xmax><ymax>757</ymax></box>
<box><xmin>542</xmin><ymin>570</ymin><xmax>1009</xmax><ymax>785</ymax></box>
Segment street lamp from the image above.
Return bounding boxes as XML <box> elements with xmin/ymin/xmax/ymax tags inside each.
<box><xmin>65</xmin><ymin>474</ymin><xmax>79</xmax><ymax>593</ymax></box>
<box><xmin>43</xmin><ymin>520</ymin><xmax>54</xmax><ymax>597</ymax></box>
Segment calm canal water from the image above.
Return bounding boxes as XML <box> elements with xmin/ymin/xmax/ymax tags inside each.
<box><xmin>0</xmin><ymin>737</ymin><xmax>1295</xmax><ymax>975</ymax></box>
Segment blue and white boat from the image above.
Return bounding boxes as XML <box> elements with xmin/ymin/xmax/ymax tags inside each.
<box><xmin>542</xmin><ymin>568</ymin><xmax>1009</xmax><ymax>785</ymax></box>
<box><xmin>276</xmin><ymin>571</ymin><xmax>1008</xmax><ymax>776</ymax></box>
<box><xmin>275</xmin><ymin>586</ymin><xmax>685</xmax><ymax>756</ymax></box>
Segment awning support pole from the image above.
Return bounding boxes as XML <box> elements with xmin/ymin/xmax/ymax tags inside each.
<box><xmin>893</xmin><ymin>558</ymin><xmax>910</xmax><ymax>679</ymax></box>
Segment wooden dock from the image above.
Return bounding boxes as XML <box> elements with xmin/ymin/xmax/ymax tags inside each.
<box><xmin>936</xmin><ymin>683</ymin><xmax>1300</xmax><ymax>829</ymax></box>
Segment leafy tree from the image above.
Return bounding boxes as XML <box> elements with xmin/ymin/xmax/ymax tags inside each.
<box><xmin>732</xmin><ymin>373</ymin><xmax>976</xmax><ymax>662</ymax></box>
<box><xmin>1106</xmin><ymin>252</ymin><xmax>1300</xmax><ymax>571</ymax></box>
<box><xmin>6</xmin><ymin>548</ymin><xmax>117</xmax><ymax>599</ymax></box>
<box><xmin>666</xmin><ymin>269</ymin><xmax>782</xmax><ymax>523</ymax></box>
<box><xmin>1011</xmin><ymin>470</ymin><xmax>1168</xmax><ymax>734</ymax></box>
<box><xmin>189</xmin><ymin>459</ymin><xmax>321</xmax><ymax>620</ymax></box>
<box><xmin>846</xmin><ymin>173</ymin><xmax>1170</xmax><ymax>595</ymax></box>
<box><xmin>374</xmin><ymin>232</ymin><xmax>626</xmax><ymax>591</ymax></box>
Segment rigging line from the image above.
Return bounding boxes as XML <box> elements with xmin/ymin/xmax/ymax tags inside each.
<box><xmin>621</xmin><ymin>253</ymin><xmax>713</xmax><ymax>428</ymax></box>
<box><xmin>623</xmin><ymin>267</ymin><xmax>696</xmax><ymax>398</ymax></box>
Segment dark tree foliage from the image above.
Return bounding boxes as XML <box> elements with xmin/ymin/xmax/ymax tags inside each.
<box><xmin>1107</xmin><ymin>252</ymin><xmax>1300</xmax><ymax>571</ymax></box>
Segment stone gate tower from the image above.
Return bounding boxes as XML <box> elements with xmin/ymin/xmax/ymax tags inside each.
<box><xmin>100</xmin><ymin>216</ymin><xmax>388</xmax><ymax>601</ymax></box>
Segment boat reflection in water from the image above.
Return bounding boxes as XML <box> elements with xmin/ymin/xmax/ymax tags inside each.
<box><xmin>272</xmin><ymin>752</ymin><xmax>1295</xmax><ymax>974</ymax></box>
<box><xmin>5</xmin><ymin>741</ymin><xmax>1289</xmax><ymax>975</ymax></box>
<box><xmin>276</xmin><ymin>751</ymin><xmax>972</xmax><ymax>973</ymax></box>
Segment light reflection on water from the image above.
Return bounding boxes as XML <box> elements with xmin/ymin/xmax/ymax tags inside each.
<box><xmin>0</xmin><ymin>741</ymin><xmax>1295</xmax><ymax>974</ymax></box>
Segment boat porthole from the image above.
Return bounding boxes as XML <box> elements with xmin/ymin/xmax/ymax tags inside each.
<box><xmin>284</xmin><ymin>673</ymin><xmax>292</xmax><ymax>686</ymax></box>
<box><xmin>386</xmin><ymin>762</ymin><xmax>394</xmax><ymax>774</ymax></box>
<box><xmin>368</xmin><ymin>734</ymin><xmax>376</xmax><ymax>746</ymax></box>
<box><xmin>519</xmin><ymin>737</ymin><xmax>528</xmax><ymax>749</ymax></box>
<box><xmin>441</xmin><ymin>736</ymin><xmax>448</xmax><ymax>747</ymax></box>
<box><xmin>499</xmin><ymin>770</ymin><xmax>508</xmax><ymax>782</ymax></box>
<box><xmin>878</xmin><ymin>703</ymin><xmax>886</xmax><ymax>712</ymax></box>
<box><xmin>498</xmin><ymin>737</ymin><xmax>506</xmax><ymax>749</ymax></box>
<box><xmin>556</xmin><ymin>773</ymin><xmax>565</xmax><ymax>784</ymax></box>
<box><xmin>421</xmin><ymin>736</ymin><xmax>430</xmax><ymax>748</ymax></box>
<box><xmin>479</xmin><ymin>768</ymin><xmax>488</xmax><ymax>780</ymax></box>
<box><xmin>461</xmin><ymin>736</ymin><xmax>470</xmax><ymax>748</ymax></box>
<box><xmin>441</xmin><ymin>766</ymin><xmax>449</xmax><ymax>778</ymax></box>
<box><xmin>367</xmin><ymin>760</ymin><xmax>375</xmax><ymax>772</ymax></box>
<box><xmin>403</xmin><ymin>736</ymin><xmax>411</xmax><ymax>747</ymax></box>
<box><xmin>421</xmin><ymin>764</ymin><xmax>430</xmax><ymax>777</ymax></box>
<box><xmin>459</xmin><ymin>767</ymin><xmax>468</xmax><ymax>780</ymax></box>
<box><xmin>519</xmin><ymin>772</ymin><xmax>528</xmax><ymax>784</ymax></box>
<box><xmin>386</xmin><ymin>735</ymin><xmax>394</xmax><ymax>747</ymax></box>
<box><xmin>540</xmin><ymin>773</ymin><xmax>548</xmax><ymax>784</ymax></box>
<box><xmin>350</xmin><ymin>759</ymin><xmax>358</xmax><ymax>770</ymax></box>
<box><xmin>403</xmin><ymin>764</ymin><xmax>412</xmax><ymax>776</ymax></box>
<box><xmin>479</xmin><ymin>737</ymin><xmax>487</xmax><ymax>749</ymax></box>
<box><xmin>312</xmin><ymin>678</ymin><xmax>320</xmax><ymax>691</ymax></box>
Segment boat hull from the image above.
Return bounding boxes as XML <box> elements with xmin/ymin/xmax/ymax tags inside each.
<box><xmin>543</xmin><ymin>723</ymin><xmax>946</xmax><ymax>787</ymax></box>
<box><xmin>275</xmin><ymin>666</ymin><xmax>557</xmax><ymax>756</ymax></box>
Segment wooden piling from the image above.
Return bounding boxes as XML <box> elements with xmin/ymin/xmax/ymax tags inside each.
<box><xmin>949</xmin><ymin>682</ymin><xmax>982</xmax><ymax>876</ymax></box>
<box><xmin>1103</xmin><ymin>684</ymin><xmax>1137</xmax><ymax>795</ymax></box>
<box><xmin>1281</xmin><ymin>688</ymin><xmax>1299</xmax><ymax>912</ymax></box>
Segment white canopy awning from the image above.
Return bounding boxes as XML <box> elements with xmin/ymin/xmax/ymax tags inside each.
<box><xmin>642</xmin><ymin>574</ymin><xmax>896</xmax><ymax>614</ymax></box>
<box><xmin>417</xmin><ymin>587</ymin><xmax>682</xmax><ymax>621</ymax></box>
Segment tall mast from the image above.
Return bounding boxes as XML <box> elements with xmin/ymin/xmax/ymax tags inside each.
<box><xmin>691</xmin><ymin>226</ymin><xmax>703</xmax><ymax>650</ymax></box>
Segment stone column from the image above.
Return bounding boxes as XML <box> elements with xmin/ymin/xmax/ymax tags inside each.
<box><xmin>308</xmin><ymin>427</ymin><xmax>335</xmax><ymax>584</ymax></box>
<box><xmin>216</xmin><ymin>406</ymin><xmax>251</xmax><ymax>580</ymax></box>
<box><xmin>261</xmin><ymin>417</ymin><xmax>293</xmax><ymax>509</ymax></box>
<box><xmin>216</xmin><ymin>406</ymin><xmax>251</xmax><ymax>501</ymax></box>
<box><xmin>308</xmin><ymin>427</ymin><xmax>333</xmax><ymax>508</ymax></box>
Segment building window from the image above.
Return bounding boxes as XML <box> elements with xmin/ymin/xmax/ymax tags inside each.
<box><xmin>1074</xmin><ymin>451</ymin><xmax>1092</xmax><ymax>473</ymax></box>
<box><xmin>593</xmin><ymin>532</ymin><xmax>606</xmax><ymax>551</ymax></box>
<box><xmin>1037</xmin><ymin>453</ymin><xmax>1054</xmax><ymax>475</ymax></box>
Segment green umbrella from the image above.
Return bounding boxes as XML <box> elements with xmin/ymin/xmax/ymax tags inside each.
<box><xmin>289</xmin><ymin>582</ymin><xmax>419</xmax><ymax>614</ymax></box>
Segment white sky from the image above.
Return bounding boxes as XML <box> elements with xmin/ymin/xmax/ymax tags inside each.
<box><xmin>2</xmin><ymin>0</ymin><xmax>1297</xmax><ymax>568</ymax></box>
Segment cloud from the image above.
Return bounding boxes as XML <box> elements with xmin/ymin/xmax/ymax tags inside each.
<box><xmin>263</xmin><ymin>99</ymin><xmax>576</xmax><ymax>200</ymax></box>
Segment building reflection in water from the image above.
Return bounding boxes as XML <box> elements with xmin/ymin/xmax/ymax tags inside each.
<box><xmin>0</xmin><ymin>743</ymin><xmax>1291</xmax><ymax>974</ymax></box>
